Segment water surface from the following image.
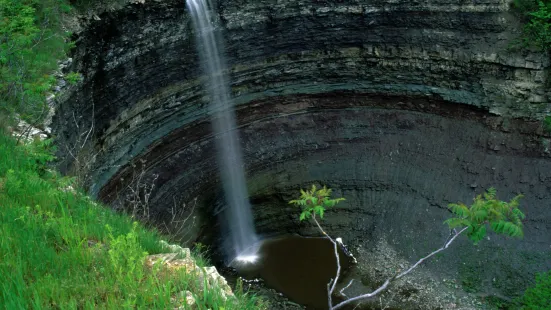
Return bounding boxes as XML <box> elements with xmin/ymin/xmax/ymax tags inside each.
<box><xmin>236</xmin><ymin>235</ymin><xmax>351</xmax><ymax>309</ymax></box>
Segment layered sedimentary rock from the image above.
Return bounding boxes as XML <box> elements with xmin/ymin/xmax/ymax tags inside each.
<box><xmin>52</xmin><ymin>0</ymin><xmax>551</xmax><ymax>305</ymax></box>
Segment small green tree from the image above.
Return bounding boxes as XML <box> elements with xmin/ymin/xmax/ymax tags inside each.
<box><xmin>289</xmin><ymin>185</ymin><xmax>345</xmax><ymax>221</ymax></box>
<box><xmin>445</xmin><ymin>187</ymin><xmax>525</xmax><ymax>244</ymax></box>
<box><xmin>290</xmin><ymin>185</ymin><xmax>525</xmax><ymax>310</ymax></box>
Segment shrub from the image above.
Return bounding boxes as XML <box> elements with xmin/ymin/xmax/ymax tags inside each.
<box><xmin>513</xmin><ymin>0</ymin><xmax>551</xmax><ymax>51</ymax></box>
<box><xmin>0</xmin><ymin>0</ymin><xmax>75</xmax><ymax>122</ymax></box>
<box><xmin>520</xmin><ymin>271</ymin><xmax>551</xmax><ymax>309</ymax></box>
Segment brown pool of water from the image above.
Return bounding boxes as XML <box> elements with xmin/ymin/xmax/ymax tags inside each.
<box><xmin>234</xmin><ymin>235</ymin><xmax>352</xmax><ymax>309</ymax></box>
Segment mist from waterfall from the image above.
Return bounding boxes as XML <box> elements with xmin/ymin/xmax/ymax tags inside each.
<box><xmin>186</xmin><ymin>0</ymin><xmax>259</xmax><ymax>263</ymax></box>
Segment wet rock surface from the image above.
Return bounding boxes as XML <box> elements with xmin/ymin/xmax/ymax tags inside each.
<box><xmin>50</xmin><ymin>0</ymin><xmax>551</xmax><ymax>308</ymax></box>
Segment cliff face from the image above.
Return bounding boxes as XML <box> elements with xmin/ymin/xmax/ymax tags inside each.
<box><xmin>52</xmin><ymin>0</ymin><xmax>551</xmax><ymax>305</ymax></box>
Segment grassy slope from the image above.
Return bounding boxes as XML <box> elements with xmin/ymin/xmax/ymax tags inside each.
<box><xmin>0</xmin><ymin>132</ymin><xmax>263</xmax><ymax>309</ymax></box>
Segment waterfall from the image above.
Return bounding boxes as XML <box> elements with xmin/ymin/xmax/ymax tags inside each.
<box><xmin>186</xmin><ymin>0</ymin><xmax>259</xmax><ymax>263</ymax></box>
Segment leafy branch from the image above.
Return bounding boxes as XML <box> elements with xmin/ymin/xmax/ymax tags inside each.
<box><xmin>289</xmin><ymin>184</ymin><xmax>345</xmax><ymax>221</ymax></box>
<box><xmin>445</xmin><ymin>187</ymin><xmax>524</xmax><ymax>244</ymax></box>
<box><xmin>290</xmin><ymin>185</ymin><xmax>525</xmax><ymax>309</ymax></box>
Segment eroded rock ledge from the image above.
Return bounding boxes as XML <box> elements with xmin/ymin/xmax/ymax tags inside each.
<box><xmin>52</xmin><ymin>0</ymin><xmax>551</xmax><ymax>306</ymax></box>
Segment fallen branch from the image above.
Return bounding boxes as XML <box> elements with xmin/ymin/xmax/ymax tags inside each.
<box><xmin>314</xmin><ymin>217</ymin><xmax>467</xmax><ymax>310</ymax></box>
<box><xmin>290</xmin><ymin>185</ymin><xmax>525</xmax><ymax>310</ymax></box>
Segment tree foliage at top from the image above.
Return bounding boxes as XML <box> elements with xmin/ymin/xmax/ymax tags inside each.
<box><xmin>0</xmin><ymin>0</ymin><xmax>73</xmax><ymax>123</ymax></box>
<box><xmin>513</xmin><ymin>0</ymin><xmax>551</xmax><ymax>51</ymax></box>
<box><xmin>445</xmin><ymin>188</ymin><xmax>524</xmax><ymax>244</ymax></box>
<box><xmin>288</xmin><ymin>184</ymin><xmax>345</xmax><ymax>221</ymax></box>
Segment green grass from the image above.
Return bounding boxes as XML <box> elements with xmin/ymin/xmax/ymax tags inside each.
<box><xmin>0</xmin><ymin>131</ymin><xmax>264</xmax><ymax>309</ymax></box>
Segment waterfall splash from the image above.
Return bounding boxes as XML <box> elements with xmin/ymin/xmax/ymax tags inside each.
<box><xmin>186</xmin><ymin>0</ymin><xmax>259</xmax><ymax>264</ymax></box>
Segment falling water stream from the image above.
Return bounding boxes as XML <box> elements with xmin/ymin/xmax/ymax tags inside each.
<box><xmin>186</xmin><ymin>3</ymin><xmax>360</xmax><ymax>308</ymax></box>
<box><xmin>186</xmin><ymin>0</ymin><xmax>259</xmax><ymax>263</ymax></box>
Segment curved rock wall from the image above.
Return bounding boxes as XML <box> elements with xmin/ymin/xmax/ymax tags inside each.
<box><xmin>53</xmin><ymin>0</ymin><xmax>550</xmax><ymax>194</ymax></box>
<box><xmin>51</xmin><ymin>0</ymin><xmax>551</xmax><ymax>304</ymax></box>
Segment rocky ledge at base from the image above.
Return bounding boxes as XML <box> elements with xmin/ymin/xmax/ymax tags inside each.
<box><xmin>148</xmin><ymin>241</ymin><xmax>235</xmax><ymax>309</ymax></box>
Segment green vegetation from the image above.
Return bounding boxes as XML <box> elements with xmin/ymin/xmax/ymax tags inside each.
<box><xmin>290</xmin><ymin>185</ymin><xmax>532</xmax><ymax>309</ymax></box>
<box><xmin>0</xmin><ymin>0</ymin><xmax>262</xmax><ymax>308</ymax></box>
<box><xmin>543</xmin><ymin>116</ymin><xmax>551</xmax><ymax>133</ymax></box>
<box><xmin>289</xmin><ymin>185</ymin><xmax>345</xmax><ymax>221</ymax></box>
<box><xmin>65</xmin><ymin>71</ymin><xmax>82</xmax><ymax>85</ymax></box>
<box><xmin>291</xmin><ymin>185</ymin><xmax>551</xmax><ymax>309</ymax></box>
<box><xmin>0</xmin><ymin>131</ymin><xmax>264</xmax><ymax>309</ymax></box>
<box><xmin>0</xmin><ymin>0</ymin><xmax>135</xmax><ymax>124</ymax></box>
<box><xmin>513</xmin><ymin>0</ymin><xmax>551</xmax><ymax>51</ymax></box>
<box><xmin>290</xmin><ymin>185</ymin><xmax>525</xmax><ymax>244</ymax></box>
<box><xmin>0</xmin><ymin>0</ymin><xmax>74</xmax><ymax>122</ymax></box>
<box><xmin>0</xmin><ymin>0</ymin><xmax>266</xmax><ymax>307</ymax></box>
<box><xmin>445</xmin><ymin>188</ymin><xmax>524</xmax><ymax>244</ymax></box>
<box><xmin>2</xmin><ymin>0</ymin><xmax>548</xmax><ymax>307</ymax></box>
<box><xmin>520</xmin><ymin>271</ymin><xmax>551</xmax><ymax>309</ymax></box>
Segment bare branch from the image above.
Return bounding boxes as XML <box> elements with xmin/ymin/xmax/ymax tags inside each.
<box><xmin>395</xmin><ymin>227</ymin><xmax>468</xmax><ymax>280</ymax></box>
<box><xmin>332</xmin><ymin>280</ymin><xmax>391</xmax><ymax>310</ymax></box>
<box><xmin>57</xmin><ymin>105</ymin><xmax>97</xmax><ymax>187</ymax></box>
<box><xmin>330</xmin><ymin>227</ymin><xmax>468</xmax><ymax>310</ymax></box>
<box><xmin>379</xmin><ymin>297</ymin><xmax>388</xmax><ymax>310</ymax></box>
<box><xmin>312</xmin><ymin>215</ymin><xmax>341</xmax><ymax>308</ymax></box>
<box><xmin>339</xmin><ymin>279</ymin><xmax>354</xmax><ymax>297</ymax></box>
<box><xmin>352</xmin><ymin>303</ymin><xmax>362</xmax><ymax>310</ymax></box>
<box><xmin>80</xmin><ymin>102</ymin><xmax>95</xmax><ymax>149</ymax></box>
<box><xmin>163</xmin><ymin>197</ymin><xmax>198</xmax><ymax>244</ymax></box>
